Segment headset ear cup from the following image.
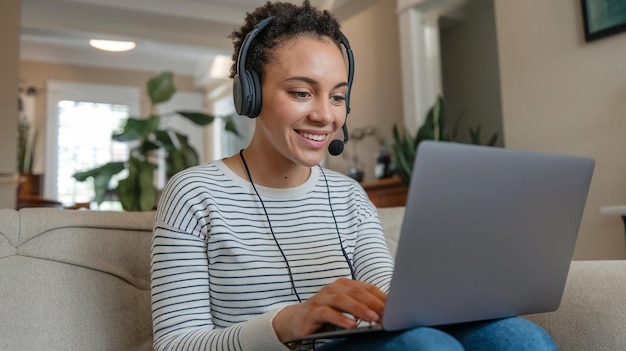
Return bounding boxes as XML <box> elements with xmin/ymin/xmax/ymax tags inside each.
<box><xmin>248</xmin><ymin>69</ymin><xmax>262</xmax><ymax>118</ymax></box>
<box><xmin>232</xmin><ymin>74</ymin><xmax>245</xmax><ymax>116</ymax></box>
<box><xmin>232</xmin><ymin>70</ymin><xmax>261</xmax><ymax>118</ymax></box>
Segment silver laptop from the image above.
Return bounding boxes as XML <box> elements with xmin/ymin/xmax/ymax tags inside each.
<box><xmin>301</xmin><ymin>141</ymin><xmax>594</xmax><ymax>340</ymax></box>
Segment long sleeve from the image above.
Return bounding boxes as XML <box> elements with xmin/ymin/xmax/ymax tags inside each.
<box><xmin>151</xmin><ymin>222</ymin><xmax>290</xmax><ymax>351</ymax></box>
<box><xmin>330</xmin><ymin>174</ymin><xmax>394</xmax><ymax>293</ymax></box>
<box><xmin>352</xmin><ymin>212</ymin><xmax>395</xmax><ymax>293</ymax></box>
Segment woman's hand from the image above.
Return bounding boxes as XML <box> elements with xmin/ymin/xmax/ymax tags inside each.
<box><xmin>272</xmin><ymin>278</ymin><xmax>386</xmax><ymax>343</ymax></box>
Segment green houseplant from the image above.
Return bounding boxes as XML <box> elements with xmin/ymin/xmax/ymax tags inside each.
<box><xmin>385</xmin><ymin>96</ymin><xmax>448</xmax><ymax>185</ymax></box>
<box><xmin>385</xmin><ymin>96</ymin><xmax>498</xmax><ymax>186</ymax></box>
<box><xmin>73</xmin><ymin>71</ymin><xmax>238</xmax><ymax>211</ymax></box>
<box><xmin>469</xmin><ymin>124</ymin><xmax>498</xmax><ymax>146</ymax></box>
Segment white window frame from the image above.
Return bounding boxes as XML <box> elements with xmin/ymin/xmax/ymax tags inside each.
<box><xmin>44</xmin><ymin>81</ymin><xmax>140</xmax><ymax>201</ymax></box>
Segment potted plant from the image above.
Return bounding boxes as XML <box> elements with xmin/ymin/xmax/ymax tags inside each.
<box><xmin>385</xmin><ymin>96</ymin><xmax>448</xmax><ymax>185</ymax></box>
<box><xmin>73</xmin><ymin>71</ymin><xmax>238</xmax><ymax>211</ymax></box>
<box><xmin>385</xmin><ymin>96</ymin><xmax>498</xmax><ymax>186</ymax></box>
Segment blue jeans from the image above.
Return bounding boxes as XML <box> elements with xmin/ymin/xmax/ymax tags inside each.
<box><xmin>315</xmin><ymin>317</ymin><xmax>557</xmax><ymax>351</ymax></box>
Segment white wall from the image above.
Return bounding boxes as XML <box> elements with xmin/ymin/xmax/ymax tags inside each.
<box><xmin>495</xmin><ymin>0</ymin><xmax>626</xmax><ymax>259</ymax></box>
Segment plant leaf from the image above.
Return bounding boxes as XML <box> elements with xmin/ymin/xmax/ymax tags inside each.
<box><xmin>403</xmin><ymin>128</ymin><xmax>416</xmax><ymax>163</ymax></box>
<box><xmin>469</xmin><ymin>124</ymin><xmax>481</xmax><ymax>144</ymax></box>
<box><xmin>468</xmin><ymin>124</ymin><xmax>498</xmax><ymax>146</ymax></box>
<box><xmin>92</xmin><ymin>173</ymin><xmax>112</xmax><ymax>206</ymax></box>
<box><xmin>155</xmin><ymin>130</ymin><xmax>183</xmax><ymax>173</ymax></box>
<box><xmin>154</xmin><ymin>130</ymin><xmax>174</xmax><ymax>148</ymax></box>
<box><xmin>147</xmin><ymin>71</ymin><xmax>176</xmax><ymax>105</ymax></box>
<box><xmin>117</xmin><ymin>156</ymin><xmax>157</xmax><ymax>211</ymax></box>
<box><xmin>117</xmin><ymin>157</ymin><xmax>139</xmax><ymax>211</ymax></box>
<box><xmin>416</xmin><ymin>117</ymin><xmax>434</xmax><ymax>142</ymax></box>
<box><xmin>72</xmin><ymin>161</ymin><xmax>125</xmax><ymax>181</ymax></box>
<box><xmin>176</xmin><ymin>133</ymin><xmax>200</xmax><ymax>168</ymax></box>
<box><xmin>154</xmin><ymin>130</ymin><xmax>199</xmax><ymax>177</ymax></box>
<box><xmin>223</xmin><ymin>116</ymin><xmax>240</xmax><ymax>137</ymax></box>
<box><xmin>436</xmin><ymin>96</ymin><xmax>447</xmax><ymax>141</ymax></box>
<box><xmin>137</xmin><ymin>139</ymin><xmax>161</xmax><ymax>155</ymax></box>
<box><xmin>385</xmin><ymin>124</ymin><xmax>418</xmax><ymax>186</ymax></box>
<box><xmin>72</xmin><ymin>161</ymin><xmax>125</xmax><ymax>205</ymax></box>
<box><xmin>112</xmin><ymin>116</ymin><xmax>159</xmax><ymax>142</ymax></box>
<box><xmin>138</xmin><ymin>161</ymin><xmax>158</xmax><ymax>211</ymax></box>
<box><xmin>487</xmin><ymin>133</ymin><xmax>499</xmax><ymax>146</ymax></box>
<box><xmin>176</xmin><ymin>111</ymin><xmax>215</xmax><ymax>125</ymax></box>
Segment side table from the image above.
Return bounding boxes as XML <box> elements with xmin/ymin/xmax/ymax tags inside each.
<box><xmin>361</xmin><ymin>176</ymin><xmax>408</xmax><ymax>208</ymax></box>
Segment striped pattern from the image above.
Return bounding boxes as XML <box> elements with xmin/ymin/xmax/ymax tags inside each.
<box><xmin>151</xmin><ymin>161</ymin><xmax>394</xmax><ymax>350</ymax></box>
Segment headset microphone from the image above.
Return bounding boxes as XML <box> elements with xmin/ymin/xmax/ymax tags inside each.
<box><xmin>327</xmin><ymin>31</ymin><xmax>354</xmax><ymax>157</ymax></box>
<box><xmin>328</xmin><ymin>123</ymin><xmax>349</xmax><ymax>156</ymax></box>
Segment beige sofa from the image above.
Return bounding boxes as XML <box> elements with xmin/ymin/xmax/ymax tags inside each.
<box><xmin>0</xmin><ymin>207</ymin><xmax>624</xmax><ymax>350</ymax></box>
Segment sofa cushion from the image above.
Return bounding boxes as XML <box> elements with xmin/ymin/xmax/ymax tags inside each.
<box><xmin>0</xmin><ymin>209</ymin><xmax>18</xmax><ymax>259</ymax></box>
<box><xmin>523</xmin><ymin>260</ymin><xmax>626</xmax><ymax>351</ymax></box>
<box><xmin>0</xmin><ymin>208</ymin><xmax>155</xmax><ymax>351</ymax></box>
<box><xmin>16</xmin><ymin>208</ymin><xmax>154</xmax><ymax>289</ymax></box>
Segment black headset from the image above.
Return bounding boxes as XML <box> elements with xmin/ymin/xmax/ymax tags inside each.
<box><xmin>232</xmin><ymin>16</ymin><xmax>354</xmax><ymax>156</ymax></box>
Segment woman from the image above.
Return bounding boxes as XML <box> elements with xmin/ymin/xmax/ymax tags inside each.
<box><xmin>150</xmin><ymin>1</ymin><xmax>557</xmax><ymax>350</ymax></box>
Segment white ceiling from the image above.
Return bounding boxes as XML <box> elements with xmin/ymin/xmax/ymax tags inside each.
<box><xmin>20</xmin><ymin>0</ymin><xmax>383</xmax><ymax>84</ymax></box>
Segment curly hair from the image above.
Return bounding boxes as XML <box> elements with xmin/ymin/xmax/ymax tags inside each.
<box><xmin>228</xmin><ymin>0</ymin><xmax>343</xmax><ymax>80</ymax></box>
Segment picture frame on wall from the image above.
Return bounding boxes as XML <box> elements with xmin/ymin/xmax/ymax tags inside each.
<box><xmin>581</xmin><ymin>0</ymin><xmax>626</xmax><ymax>41</ymax></box>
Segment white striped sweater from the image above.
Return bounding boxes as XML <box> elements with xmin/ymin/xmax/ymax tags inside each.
<box><xmin>151</xmin><ymin>160</ymin><xmax>394</xmax><ymax>350</ymax></box>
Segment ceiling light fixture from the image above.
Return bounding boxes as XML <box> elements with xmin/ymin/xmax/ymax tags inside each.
<box><xmin>89</xmin><ymin>39</ymin><xmax>136</xmax><ymax>52</ymax></box>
